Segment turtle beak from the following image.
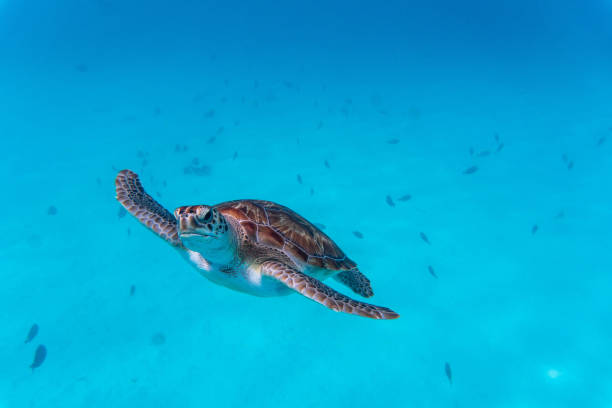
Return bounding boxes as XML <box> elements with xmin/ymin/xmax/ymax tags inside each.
<box><xmin>174</xmin><ymin>205</ymin><xmax>217</xmax><ymax>238</ymax></box>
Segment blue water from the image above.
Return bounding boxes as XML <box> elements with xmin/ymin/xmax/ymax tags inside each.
<box><xmin>1</xmin><ymin>1</ymin><xmax>611</xmax><ymax>406</ymax></box>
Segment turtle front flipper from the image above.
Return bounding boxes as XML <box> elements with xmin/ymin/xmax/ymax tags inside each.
<box><xmin>334</xmin><ymin>269</ymin><xmax>374</xmax><ymax>298</ymax></box>
<box><xmin>115</xmin><ymin>169</ymin><xmax>181</xmax><ymax>246</ymax></box>
<box><xmin>260</xmin><ymin>260</ymin><xmax>399</xmax><ymax>320</ymax></box>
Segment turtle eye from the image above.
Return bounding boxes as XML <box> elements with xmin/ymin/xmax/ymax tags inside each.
<box><xmin>202</xmin><ymin>210</ymin><xmax>213</xmax><ymax>222</ymax></box>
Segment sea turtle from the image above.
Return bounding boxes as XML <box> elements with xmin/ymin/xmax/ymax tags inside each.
<box><xmin>115</xmin><ymin>169</ymin><xmax>399</xmax><ymax>319</ymax></box>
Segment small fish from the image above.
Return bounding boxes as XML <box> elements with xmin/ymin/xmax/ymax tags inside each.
<box><xmin>397</xmin><ymin>194</ymin><xmax>412</xmax><ymax>201</ymax></box>
<box><xmin>129</xmin><ymin>285</ymin><xmax>135</xmax><ymax>296</ymax></box>
<box><xmin>297</xmin><ymin>174</ymin><xmax>303</xmax><ymax>184</ymax></box>
<box><xmin>232</xmin><ymin>151</ymin><xmax>238</xmax><ymax>160</ymax></box>
<box><xmin>127</xmin><ymin>227</ymin><xmax>131</xmax><ymax>236</ymax></box>
<box><xmin>151</xmin><ymin>332</ymin><xmax>166</xmax><ymax>346</ymax></box>
<box><xmin>387</xmin><ymin>138</ymin><xmax>400</xmax><ymax>145</ymax></box>
<box><xmin>561</xmin><ymin>154</ymin><xmax>568</xmax><ymax>163</ymax></box>
<box><xmin>118</xmin><ymin>206</ymin><xmax>127</xmax><ymax>218</ymax></box>
<box><xmin>567</xmin><ymin>161</ymin><xmax>574</xmax><ymax>170</ymax></box>
<box><xmin>316</xmin><ymin>121</ymin><xmax>323</xmax><ymax>130</ymax></box>
<box><xmin>531</xmin><ymin>225</ymin><xmax>539</xmax><ymax>235</ymax></box>
<box><xmin>554</xmin><ymin>210</ymin><xmax>565</xmax><ymax>219</ymax></box>
<box><xmin>47</xmin><ymin>206</ymin><xmax>57</xmax><ymax>215</ymax></box>
<box><xmin>385</xmin><ymin>195</ymin><xmax>395</xmax><ymax>207</ymax></box>
<box><xmin>310</xmin><ymin>187</ymin><xmax>314</xmax><ymax>196</ymax></box>
<box><xmin>444</xmin><ymin>362</ymin><xmax>452</xmax><ymax>385</ymax></box>
<box><xmin>352</xmin><ymin>231</ymin><xmax>364</xmax><ymax>239</ymax></box>
<box><xmin>324</xmin><ymin>160</ymin><xmax>330</xmax><ymax>169</ymax></box>
<box><xmin>30</xmin><ymin>345</ymin><xmax>47</xmax><ymax>371</ymax></box>
<box><xmin>476</xmin><ymin>150</ymin><xmax>490</xmax><ymax>157</ymax></box>
<box><xmin>496</xmin><ymin>143</ymin><xmax>504</xmax><ymax>153</ymax></box>
<box><xmin>183</xmin><ymin>165</ymin><xmax>211</xmax><ymax>176</ymax></box>
<box><xmin>427</xmin><ymin>265</ymin><xmax>438</xmax><ymax>279</ymax></box>
<box><xmin>192</xmin><ymin>157</ymin><xmax>200</xmax><ymax>165</ymax></box>
<box><xmin>597</xmin><ymin>136</ymin><xmax>606</xmax><ymax>146</ymax></box>
<box><xmin>469</xmin><ymin>146</ymin><xmax>474</xmax><ymax>156</ymax></box>
<box><xmin>420</xmin><ymin>232</ymin><xmax>430</xmax><ymax>245</ymax></box>
<box><xmin>25</xmin><ymin>324</ymin><xmax>39</xmax><ymax>343</ymax></box>
<box><xmin>204</xmin><ymin>109</ymin><xmax>215</xmax><ymax>118</ymax></box>
<box><xmin>153</xmin><ymin>107</ymin><xmax>161</xmax><ymax>116</ymax></box>
<box><xmin>75</xmin><ymin>64</ymin><xmax>88</xmax><ymax>73</ymax></box>
<box><xmin>494</xmin><ymin>133</ymin><xmax>500</xmax><ymax>143</ymax></box>
<box><xmin>314</xmin><ymin>223</ymin><xmax>326</xmax><ymax>230</ymax></box>
<box><xmin>463</xmin><ymin>165</ymin><xmax>478</xmax><ymax>174</ymax></box>
<box><xmin>234</xmin><ymin>120</ymin><xmax>240</xmax><ymax>126</ymax></box>
<box><xmin>216</xmin><ymin>126</ymin><xmax>224</xmax><ymax>135</ymax></box>
<box><xmin>207</xmin><ymin>136</ymin><xmax>216</xmax><ymax>144</ymax></box>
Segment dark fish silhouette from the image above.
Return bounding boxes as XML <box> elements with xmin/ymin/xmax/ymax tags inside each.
<box><xmin>207</xmin><ymin>136</ymin><xmax>216</xmax><ymax>144</ymax></box>
<box><xmin>310</xmin><ymin>187</ymin><xmax>314</xmax><ymax>196</ymax></box>
<box><xmin>153</xmin><ymin>107</ymin><xmax>161</xmax><ymax>116</ymax></box>
<box><xmin>567</xmin><ymin>161</ymin><xmax>574</xmax><ymax>170</ymax></box>
<box><xmin>385</xmin><ymin>195</ymin><xmax>395</xmax><ymax>207</ymax></box>
<box><xmin>554</xmin><ymin>211</ymin><xmax>565</xmax><ymax>219</ymax></box>
<box><xmin>531</xmin><ymin>225</ymin><xmax>539</xmax><ymax>235</ymax></box>
<box><xmin>427</xmin><ymin>265</ymin><xmax>438</xmax><ymax>279</ymax></box>
<box><xmin>30</xmin><ymin>345</ymin><xmax>46</xmax><ymax>371</ymax></box>
<box><xmin>216</xmin><ymin>126</ymin><xmax>224</xmax><ymax>135</ymax></box>
<box><xmin>232</xmin><ymin>151</ymin><xmax>238</xmax><ymax>160</ymax></box>
<box><xmin>151</xmin><ymin>332</ymin><xmax>166</xmax><ymax>346</ymax></box>
<box><xmin>324</xmin><ymin>160</ymin><xmax>330</xmax><ymax>169</ymax></box>
<box><xmin>444</xmin><ymin>362</ymin><xmax>452</xmax><ymax>385</ymax></box>
<box><xmin>204</xmin><ymin>109</ymin><xmax>215</xmax><ymax>118</ymax></box>
<box><xmin>387</xmin><ymin>138</ymin><xmax>400</xmax><ymax>144</ymax></box>
<box><xmin>420</xmin><ymin>232</ymin><xmax>430</xmax><ymax>245</ymax></box>
<box><xmin>561</xmin><ymin>154</ymin><xmax>568</xmax><ymax>163</ymax></box>
<box><xmin>183</xmin><ymin>165</ymin><xmax>211</xmax><ymax>176</ymax></box>
<box><xmin>192</xmin><ymin>157</ymin><xmax>200</xmax><ymax>165</ymax></box>
<box><xmin>118</xmin><ymin>206</ymin><xmax>127</xmax><ymax>218</ymax></box>
<box><xmin>397</xmin><ymin>194</ymin><xmax>412</xmax><ymax>202</ymax></box>
<box><xmin>47</xmin><ymin>206</ymin><xmax>57</xmax><ymax>215</ymax></box>
<box><xmin>297</xmin><ymin>175</ymin><xmax>303</xmax><ymax>184</ymax></box>
<box><xmin>352</xmin><ymin>231</ymin><xmax>364</xmax><ymax>239</ymax></box>
<box><xmin>129</xmin><ymin>285</ymin><xmax>135</xmax><ymax>296</ymax></box>
<box><xmin>476</xmin><ymin>150</ymin><xmax>490</xmax><ymax>157</ymax></box>
<box><xmin>469</xmin><ymin>147</ymin><xmax>474</xmax><ymax>156</ymax></box>
<box><xmin>463</xmin><ymin>165</ymin><xmax>478</xmax><ymax>174</ymax></box>
<box><xmin>75</xmin><ymin>64</ymin><xmax>88</xmax><ymax>73</ymax></box>
<box><xmin>496</xmin><ymin>143</ymin><xmax>504</xmax><ymax>152</ymax></box>
<box><xmin>25</xmin><ymin>324</ymin><xmax>39</xmax><ymax>343</ymax></box>
<box><xmin>597</xmin><ymin>136</ymin><xmax>606</xmax><ymax>146</ymax></box>
<box><xmin>494</xmin><ymin>133</ymin><xmax>500</xmax><ymax>143</ymax></box>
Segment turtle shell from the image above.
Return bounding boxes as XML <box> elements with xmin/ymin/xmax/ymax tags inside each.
<box><xmin>215</xmin><ymin>200</ymin><xmax>357</xmax><ymax>271</ymax></box>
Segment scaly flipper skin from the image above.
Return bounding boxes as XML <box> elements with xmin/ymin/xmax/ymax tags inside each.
<box><xmin>260</xmin><ymin>260</ymin><xmax>399</xmax><ymax>320</ymax></box>
<box><xmin>334</xmin><ymin>270</ymin><xmax>374</xmax><ymax>298</ymax></box>
<box><xmin>115</xmin><ymin>170</ymin><xmax>181</xmax><ymax>246</ymax></box>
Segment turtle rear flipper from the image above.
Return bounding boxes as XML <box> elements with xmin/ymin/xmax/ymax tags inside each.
<box><xmin>115</xmin><ymin>169</ymin><xmax>181</xmax><ymax>246</ymax></box>
<box><xmin>260</xmin><ymin>260</ymin><xmax>399</xmax><ymax>320</ymax></box>
<box><xmin>334</xmin><ymin>269</ymin><xmax>374</xmax><ymax>298</ymax></box>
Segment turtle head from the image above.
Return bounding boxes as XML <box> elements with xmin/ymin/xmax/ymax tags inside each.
<box><xmin>174</xmin><ymin>205</ymin><xmax>234</xmax><ymax>262</ymax></box>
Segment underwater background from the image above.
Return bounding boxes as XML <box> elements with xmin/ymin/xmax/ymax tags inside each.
<box><xmin>1</xmin><ymin>0</ymin><xmax>611</xmax><ymax>407</ymax></box>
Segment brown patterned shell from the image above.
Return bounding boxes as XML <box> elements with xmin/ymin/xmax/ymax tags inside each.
<box><xmin>215</xmin><ymin>200</ymin><xmax>357</xmax><ymax>271</ymax></box>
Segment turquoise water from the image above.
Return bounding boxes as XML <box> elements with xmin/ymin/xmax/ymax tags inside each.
<box><xmin>1</xmin><ymin>1</ymin><xmax>611</xmax><ymax>406</ymax></box>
